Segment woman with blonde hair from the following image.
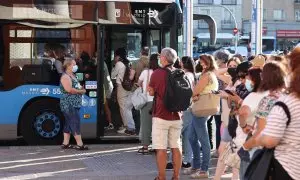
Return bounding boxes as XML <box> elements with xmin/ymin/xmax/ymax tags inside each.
<box><xmin>60</xmin><ymin>58</ymin><xmax>88</xmax><ymax>150</ymax></box>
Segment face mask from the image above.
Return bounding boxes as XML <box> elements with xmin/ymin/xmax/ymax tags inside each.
<box><xmin>72</xmin><ymin>65</ymin><xmax>78</xmax><ymax>73</ymax></box>
<box><xmin>158</xmin><ymin>59</ymin><xmax>163</xmax><ymax>68</ymax></box>
<box><xmin>245</xmin><ymin>79</ymin><xmax>253</xmax><ymax>92</ymax></box>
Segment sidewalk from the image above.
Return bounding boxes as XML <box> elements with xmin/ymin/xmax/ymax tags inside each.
<box><xmin>0</xmin><ymin>144</ymin><xmax>233</xmax><ymax>180</ymax></box>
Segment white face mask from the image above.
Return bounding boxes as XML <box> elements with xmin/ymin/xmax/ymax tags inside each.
<box><xmin>72</xmin><ymin>65</ymin><xmax>78</xmax><ymax>73</ymax></box>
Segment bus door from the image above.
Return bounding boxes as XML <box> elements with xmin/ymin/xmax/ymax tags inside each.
<box><xmin>97</xmin><ymin>25</ymin><xmax>172</xmax><ymax>139</ymax></box>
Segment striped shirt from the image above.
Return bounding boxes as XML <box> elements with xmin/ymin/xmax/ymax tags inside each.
<box><xmin>262</xmin><ymin>94</ymin><xmax>300</xmax><ymax>180</ymax></box>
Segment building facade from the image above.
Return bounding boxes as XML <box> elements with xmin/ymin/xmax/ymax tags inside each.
<box><xmin>193</xmin><ymin>0</ymin><xmax>243</xmax><ymax>50</ymax></box>
<box><xmin>242</xmin><ymin>0</ymin><xmax>300</xmax><ymax>50</ymax></box>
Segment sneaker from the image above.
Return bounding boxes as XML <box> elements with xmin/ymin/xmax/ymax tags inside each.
<box><xmin>182</xmin><ymin>162</ymin><xmax>192</xmax><ymax>169</ymax></box>
<box><xmin>117</xmin><ymin>127</ymin><xmax>126</xmax><ymax>134</ymax></box>
<box><xmin>166</xmin><ymin>162</ymin><xmax>173</xmax><ymax>171</ymax></box>
<box><xmin>104</xmin><ymin>123</ymin><xmax>114</xmax><ymax>130</ymax></box>
<box><xmin>183</xmin><ymin>168</ymin><xmax>198</xmax><ymax>175</ymax></box>
<box><xmin>211</xmin><ymin>151</ymin><xmax>219</xmax><ymax>158</ymax></box>
<box><xmin>124</xmin><ymin>129</ymin><xmax>136</xmax><ymax>136</ymax></box>
<box><xmin>190</xmin><ymin>170</ymin><xmax>209</xmax><ymax>179</ymax></box>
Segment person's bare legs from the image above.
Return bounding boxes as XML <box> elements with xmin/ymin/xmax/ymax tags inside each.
<box><xmin>171</xmin><ymin>148</ymin><xmax>182</xmax><ymax>179</ymax></box>
<box><xmin>104</xmin><ymin>100</ymin><xmax>112</xmax><ymax>124</ymax></box>
<box><xmin>156</xmin><ymin>149</ymin><xmax>167</xmax><ymax>180</ymax></box>
<box><xmin>74</xmin><ymin>134</ymin><xmax>83</xmax><ymax>146</ymax></box>
<box><xmin>214</xmin><ymin>141</ymin><xmax>228</xmax><ymax>180</ymax></box>
<box><xmin>63</xmin><ymin>133</ymin><xmax>71</xmax><ymax>145</ymax></box>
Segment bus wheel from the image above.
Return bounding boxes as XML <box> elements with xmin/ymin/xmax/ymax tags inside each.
<box><xmin>21</xmin><ymin>99</ymin><xmax>64</xmax><ymax>145</ymax></box>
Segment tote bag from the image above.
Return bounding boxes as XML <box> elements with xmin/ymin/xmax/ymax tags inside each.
<box><xmin>131</xmin><ymin>70</ymin><xmax>150</xmax><ymax>110</ymax></box>
<box><xmin>191</xmin><ymin>93</ymin><xmax>220</xmax><ymax>117</ymax></box>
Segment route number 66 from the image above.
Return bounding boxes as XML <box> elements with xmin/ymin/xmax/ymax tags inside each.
<box><xmin>52</xmin><ymin>88</ymin><xmax>62</xmax><ymax>95</ymax></box>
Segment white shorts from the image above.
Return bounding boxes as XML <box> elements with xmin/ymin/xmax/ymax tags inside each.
<box><xmin>152</xmin><ymin>117</ymin><xmax>182</xmax><ymax>150</ymax></box>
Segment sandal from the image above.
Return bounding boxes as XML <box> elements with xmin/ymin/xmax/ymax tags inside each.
<box><xmin>138</xmin><ymin>147</ymin><xmax>149</xmax><ymax>155</ymax></box>
<box><xmin>149</xmin><ymin>148</ymin><xmax>156</xmax><ymax>153</ymax></box>
<box><xmin>61</xmin><ymin>144</ymin><xmax>73</xmax><ymax>149</ymax></box>
<box><xmin>74</xmin><ymin>144</ymin><xmax>89</xmax><ymax>150</ymax></box>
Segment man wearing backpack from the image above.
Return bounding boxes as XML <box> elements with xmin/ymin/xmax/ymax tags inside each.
<box><xmin>148</xmin><ymin>48</ymin><xmax>192</xmax><ymax>180</ymax></box>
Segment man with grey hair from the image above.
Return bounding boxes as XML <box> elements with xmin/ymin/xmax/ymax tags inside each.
<box><xmin>148</xmin><ymin>47</ymin><xmax>182</xmax><ymax>180</ymax></box>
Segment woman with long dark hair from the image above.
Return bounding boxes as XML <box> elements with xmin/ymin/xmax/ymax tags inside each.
<box><xmin>183</xmin><ymin>54</ymin><xmax>219</xmax><ymax>178</ymax></box>
<box><xmin>111</xmin><ymin>48</ymin><xmax>136</xmax><ymax>135</ymax></box>
<box><xmin>137</xmin><ymin>53</ymin><xmax>159</xmax><ymax>154</ymax></box>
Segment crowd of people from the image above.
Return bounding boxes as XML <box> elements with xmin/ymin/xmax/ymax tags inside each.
<box><xmin>57</xmin><ymin>43</ymin><xmax>300</xmax><ymax>180</ymax></box>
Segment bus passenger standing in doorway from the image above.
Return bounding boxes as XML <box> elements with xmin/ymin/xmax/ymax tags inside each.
<box><xmin>111</xmin><ymin>48</ymin><xmax>136</xmax><ymax>135</ymax></box>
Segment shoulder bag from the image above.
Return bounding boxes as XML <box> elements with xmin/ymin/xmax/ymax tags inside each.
<box><xmin>131</xmin><ymin>70</ymin><xmax>150</xmax><ymax>110</ymax></box>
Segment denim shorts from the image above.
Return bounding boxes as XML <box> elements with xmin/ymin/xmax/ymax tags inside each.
<box><xmin>221</xmin><ymin>126</ymin><xmax>232</xmax><ymax>142</ymax></box>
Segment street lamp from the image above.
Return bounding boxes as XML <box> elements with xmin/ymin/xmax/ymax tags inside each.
<box><xmin>195</xmin><ymin>4</ymin><xmax>238</xmax><ymax>54</ymax></box>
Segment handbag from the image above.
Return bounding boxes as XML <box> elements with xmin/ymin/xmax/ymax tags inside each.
<box><xmin>191</xmin><ymin>93</ymin><xmax>220</xmax><ymax>117</ymax></box>
<box><xmin>131</xmin><ymin>70</ymin><xmax>150</xmax><ymax>110</ymax></box>
<box><xmin>244</xmin><ymin>101</ymin><xmax>291</xmax><ymax>180</ymax></box>
<box><xmin>219</xmin><ymin>141</ymin><xmax>240</xmax><ymax>169</ymax></box>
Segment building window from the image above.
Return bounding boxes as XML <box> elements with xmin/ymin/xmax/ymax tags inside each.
<box><xmin>263</xmin><ymin>9</ymin><xmax>267</xmax><ymax>21</ymax></box>
<box><xmin>221</xmin><ymin>0</ymin><xmax>237</xmax><ymax>5</ymax></box>
<box><xmin>222</xmin><ymin>9</ymin><xmax>234</xmax><ymax>29</ymax></box>
<box><xmin>273</xmin><ymin>9</ymin><xmax>285</xmax><ymax>20</ymax></box>
<box><xmin>200</xmin><ymin>9</ymin><xmax>210</xmax><ymax>15</ymax></box>
<box><xmin>296</xmin><ymin>9</ymin><xmax>300</xmax><ymax>21</ymax></box>
<box><xmin>198</xmin><ymin>0</ymin><xmax>213</xmax><ymax>4</ymax></box>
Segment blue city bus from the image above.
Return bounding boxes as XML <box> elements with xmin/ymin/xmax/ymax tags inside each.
<box><xmin>0</xmin><ymin>0</ymin><xmax>183</xmax><ymax>144</ymax></box>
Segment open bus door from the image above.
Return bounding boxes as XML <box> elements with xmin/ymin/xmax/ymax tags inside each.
<box><xmin>96</xmin><ymin>2</ymin><xmax>181</xmax><ymax>139</ymax></box>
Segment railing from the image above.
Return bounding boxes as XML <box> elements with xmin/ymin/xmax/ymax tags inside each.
<box><xmin>198</xmin><ymin>0</ymin><xmax>214</xmax><ymax>4</ymax></box>
<box><xmin>222</xmin><ymin>0</ymin><xmax>237</xmax><ymax>5</ymax></box>
<box><xmin>221</xmin><ymin>20</ymin><xmax>235</xmax><ymax>29</ymax></box>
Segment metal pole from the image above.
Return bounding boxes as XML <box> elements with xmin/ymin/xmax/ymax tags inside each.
<box><xmin>183</xmin><ymin>0</ymin><xmax>193</xmax><ymax>57</ymax></box>
<box><xmin>251</xmin><ymin>0</ymin><xmax>263</xmax><ymax>55</ymax></box>
<box><xmin>195</xmin><ymin>4</ymin><xmax>238</xmax><ymax>54</ymax></box>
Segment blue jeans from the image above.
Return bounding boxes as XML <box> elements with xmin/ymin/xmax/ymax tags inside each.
<box><xmin>189</xmin><ymin>114</ymin><xmax>211</xmax><ymax>171</ymax></box>
<box><xmin>168</xmin><ymin>109</ymin><xmax>193</xmax><ymax>163</ymax></box>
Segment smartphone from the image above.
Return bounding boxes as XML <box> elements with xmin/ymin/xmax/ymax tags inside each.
<box><xmin>211</xmin><ymin>90</ymin><xmax>220</xmax><ymax>94</ymax></box>
<box><xmin>224</xmin><ymin>89</ymin><xmax>234</xmax><ymax>96</ymax></box>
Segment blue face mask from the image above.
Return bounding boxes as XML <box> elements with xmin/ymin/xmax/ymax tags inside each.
<box><xmin>158</xmin><ymin>59</ymin><xmax>163</xmax><ymax>68</ymax></box>
<box><xmin>72</xmin><ymin>65</ymin><xmax>78</xmax><ymax>73</ymax></box>
<box><xmin>245</xmin><ymin>79</ymin><xmax>253</xmax><ymax>92</ymax></box>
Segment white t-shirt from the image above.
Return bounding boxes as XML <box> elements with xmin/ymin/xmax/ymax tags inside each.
<box><xmin>185</xmin><ymin>72</ymin><xmax>195</xmax><ymax>89</ymax></box>
<box><xmin>139</xmin><ymin>69</ymin><xmax>153</xmax><ymax>102</ymax></box>
<box><xmin>54</xmin><ymin>60</ymin><xmax>63</xmax><ymax>74</ymax></box>
<box><xmin>111</xmin><ymin>61</ymin><xmax>126</xmax><ymax>85</ymax></box>
<box><xmin>221</xmin><ymin>80</ymin><xmax>241</xmax><ymax>126</ymax></box>
<box><xmin>241</xmin><ymin>91</ymin><xmax>269</xmax><ymax>126</ymax></box>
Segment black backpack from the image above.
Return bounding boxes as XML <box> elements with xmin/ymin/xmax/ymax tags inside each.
<box><xmin>121</xmin><ymin>64</ymin><xmax>134</xmax><ymax>91</ymax></box>
<box><xmin>163</xmin><ymin>67</ymin><xmax>193</xmax><ymax>112</ymax></box>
